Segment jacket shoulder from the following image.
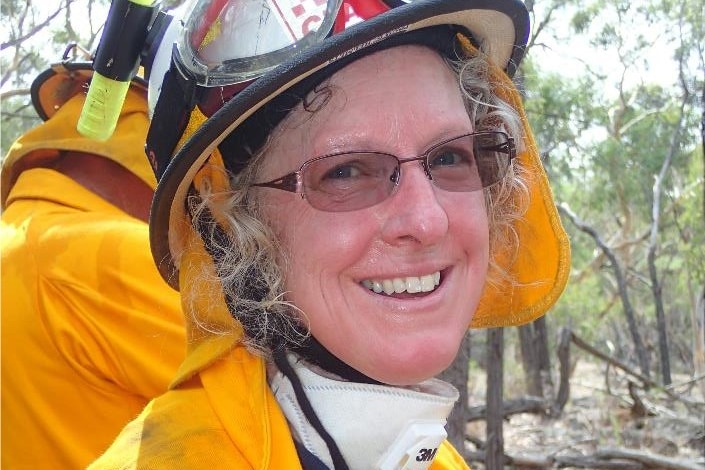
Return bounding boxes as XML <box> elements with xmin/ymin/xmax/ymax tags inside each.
<box><xmin>89</xmin><ymin>386</ymin><xmax>250</xmax><ymax>469</ymax></box>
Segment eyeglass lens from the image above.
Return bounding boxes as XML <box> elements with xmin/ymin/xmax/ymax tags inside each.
<box><xmin>301</xmin><ymin>132</ymin><xmax>512</xmax><ymax>212</ymax></box>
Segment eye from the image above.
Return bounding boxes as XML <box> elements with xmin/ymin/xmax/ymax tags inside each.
<box><xmin>428</xmin><ymin>150</ymin><xmax>471</xmax><ymax>169</ymax></box>
<box><xmin>323</xmin><ymin>163</ymin><xmax>362</xmax><ymax>180</ymax></box>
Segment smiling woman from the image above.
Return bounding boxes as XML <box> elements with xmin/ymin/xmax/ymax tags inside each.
<box><xmin>205</xmin><ymin>45</ymin><xmax>524</xmax><ymax>386</ymax></box>
<box><xmin>90</xmin><ymin>0</ymin><xmax>570</xmax><ymax>469</ymax></box>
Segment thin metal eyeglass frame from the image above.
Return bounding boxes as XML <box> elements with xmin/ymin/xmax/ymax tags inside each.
<box><xmin>250</xmin><ymin>130</ymin><xmax>516</xmax><ymax>207</ymax></box>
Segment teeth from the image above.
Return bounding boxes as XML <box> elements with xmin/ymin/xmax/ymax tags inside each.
<box><xmin>419</xmin><ymin>274</ymin><xmax>435</xmax><ymax>292</ymax></box>
<box><xmin>406</xmin><ymin>277</ymin><xmax>421</xmax><ymax>293</ymax></box>
<box><xmin>361</xmin><ymin>272</ymin><xmax>441</xmax><ymax>296</ymax></box>
<box><xmin>382</xmin><ymin>280</ymin><xmax>395</xmax><ymax>295</ymax></box>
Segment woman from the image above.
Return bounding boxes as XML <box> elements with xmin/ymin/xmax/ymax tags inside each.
<box><xmin>91</xmin><ymin>0</ymin><xmax>570</xmax><ymax>468</ymax></box>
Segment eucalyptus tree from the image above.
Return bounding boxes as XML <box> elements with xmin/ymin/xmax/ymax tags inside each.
<box><xmin>523</xmin><ymin>0</ymin><xmax>704</xmax><ymax>385</ymax></box>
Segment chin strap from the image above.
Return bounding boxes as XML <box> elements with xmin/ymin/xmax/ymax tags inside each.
<box><xmin>271</xmin><ymin>351</ymin><xmax>459</xmax><ymax>470</ymax></box>
<box><xmin>289</xmin><ymin>335</ymin><xmax>380</xmax><ymax>385</ymax></box>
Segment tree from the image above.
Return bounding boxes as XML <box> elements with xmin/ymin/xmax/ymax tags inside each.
<box><xmin>523</xmin><ymin>0</ymin><xmax>704</xmax><ymax>385</ymax></box>
<box><xmin>437</xmin><ymin>333</ymin><xmax>471</xmax><ymax>453</ymax></box>
<box><xmin>1</xmin><ymin>0</ymin><xmax>104</xmax><ymax>155</ymax></box>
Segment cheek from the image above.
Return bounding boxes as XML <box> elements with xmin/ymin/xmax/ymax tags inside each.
<box><xmin>263</xmin><ymin>194</ymin><xmax>377</xmax><ymax>293</ymax></box>
<box><xmin>446</xmin><ymin>192</ymin><xmax>490</xmax><ymax>253</ymax></box>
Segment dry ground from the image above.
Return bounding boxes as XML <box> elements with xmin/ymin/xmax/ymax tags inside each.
<box><xmin>465</xmin><ymin>360</ymin><xmax>705</xmax><ymax>469</ymax></box>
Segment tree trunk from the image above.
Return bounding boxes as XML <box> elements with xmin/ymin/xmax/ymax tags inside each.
<box><xmin>647</xmin><ymin>81</ymin><xmax>689</xmax><ymax>386</ymax></box>
<box><xmin>557</xmin><ymin>204</ymin><xmax>651</xmax><ymax>379</ymax></box>
<box><xmin>554</xmin><ymin>327</ymin><xmax>572</xmax><ymax>415</ymax></box>
<box><xmin>700</xmin><ymin>70</ymin><xmax>704</xmax><ymax>220</ymax></box>
<box><xmin>534</xmin><ymin>317</ymin><xmax>554</xmax><ymax>398</ymax></box>
<box><xmin>648</xmin><ymin>246</ymin><xmax>671</xmax><ymax>385</ymax></box>
<box><xmin>485</xmin><ymin>328</ymin><xmax>504</xmax><ymax>470</ymax></box>
<box><xmin>519</xmin><ymin>317</ymin><xmax>553</xmax><ymax>398</ymax></box>
<box><xmin>518</xmin><ymin>323</ymin><xmax>541</xmax><ymax>396</ymax></box>
<box><xmin>437</xmin><ymin>332</ymin><xmax>471</xmax><ymax>454</ymax></box>
<box><xmin>694</xmin><ymin>286</ymin><xmax>705</xmax><ymax>401</ymax></box>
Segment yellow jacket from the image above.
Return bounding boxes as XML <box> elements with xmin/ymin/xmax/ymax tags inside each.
<box><xmin>89</xmin><ymin>230</ymin><xmax>469</xmax><ymax>469</ymax></box>
<box><xmin>0</xmin><ymin>170</ymin><xmax>186</xmax><ymax>469</ymax></box>
<box><xmin>1</xmin><ymin>87</ymin><xmax>185</xmax><ymax>468</ymax></box>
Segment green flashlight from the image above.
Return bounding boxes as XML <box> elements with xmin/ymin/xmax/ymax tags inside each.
<box><xmin>77</xmin><ymin>0</ymin><xmax>157</xmax><ymax>141</ymax></box>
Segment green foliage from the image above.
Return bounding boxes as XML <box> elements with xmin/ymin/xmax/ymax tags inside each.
<box><xmin>1</xmin><ymin>0</ymin><xmax>112</xmax><ymax>156</ymax></box>
<box><xmin>524</xmin><ymin>0</ymin><xmax>704</xmax><ymax>376</ymax></box>
<box><xmin>1</xmin><ymin>97</ymin><xmax>42</xmax><ymax>158</ymax></box>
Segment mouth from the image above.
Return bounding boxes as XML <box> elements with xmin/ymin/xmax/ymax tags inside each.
<box><xmin>360</xmin><ymin>271</ymin><xmax>442</xmax><ymax>296</ymax></box>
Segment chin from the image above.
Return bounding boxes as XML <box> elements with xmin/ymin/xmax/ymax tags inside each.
<box><xmin>366</xmin><ymin>335</ymin><xmax>463</xmax><ymax>386</ymax></box>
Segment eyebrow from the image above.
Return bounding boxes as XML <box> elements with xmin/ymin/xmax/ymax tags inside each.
<box><xmin>308</xmin><ymin>125</ymin><xmax>475</xmax><ymax>157</ymax></box>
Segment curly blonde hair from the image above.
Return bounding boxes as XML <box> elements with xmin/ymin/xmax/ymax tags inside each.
<box><xmin>189</xmin><ymin>48</ymin><xmax>529</xmax><ymax>353</ymax></box>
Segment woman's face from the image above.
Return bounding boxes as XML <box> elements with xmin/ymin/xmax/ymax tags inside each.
<box><xmin>258</xmin><ymin>45</ymin><xmax>489</xmax><ymax>385</ymax></box>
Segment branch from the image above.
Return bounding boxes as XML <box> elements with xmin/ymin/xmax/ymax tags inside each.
<box><xmin>467</xmin><ymin>396</ymin><xmax>550</xmax><ymax>422</ymax></box>
<box><xmin>570</xmin><ymin>331</ymin><xmax>652</xmax><ymax>386</ymax></box>
<box><xmin>619</xmin><ymin>107</ymin><xmax>667</xmax><ymax>136</ymax></box>
<box><xmin>557</xmin><ymin>203</ymin><xmax>651</xmax><ymax>378</ymax></box>
<box><xmin>1</xmin><ymin>51</ymin><xmax>36</xmax><ymax>88</ymax></box>
<box><xmin>467</xmin><ymin>446</ymin><xmax>704</xmax><ymax>470</ymax></box>
<box><xmin>596</xmin><ymin>447</ymin><xmax>704</xmax><ymax>470</ymax></box>
<box><xmin>0</xmin><ymin>88</ymin><xmax>31</xmax><ymax>100</ymax></box>
<box><xmin>527</xmin><ymin>3</ymin><xmax>557</xmax><ymax>50</ymax></box>
<box><xmin>1</xmin><ymin>3</ymin><xmax>66</xmax><ymax>50</ymax></box>
<box><xmin>665</xmin><ymin>373</ymin><xmax>705</xmax><ymax>391</ymax></box>
<box><xmin>570</xmin><ymin>331</ymin><xmax>704</xmax><ymax>409</ymax></box>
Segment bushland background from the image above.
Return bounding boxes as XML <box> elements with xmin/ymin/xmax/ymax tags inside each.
<box><xmin>2</xmin><ymin>0</ymin><xmax>703</xmax><ymax>468</ymax></box>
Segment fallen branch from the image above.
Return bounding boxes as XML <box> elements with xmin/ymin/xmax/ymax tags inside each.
<box><xmin>467</xmin><ymin>396</ymin><xmax>550</xmax><ymax>422</ymax></box>
<box><xmin>465</xmin><ymin>450</ymin><xmax>644</xmax><ymax>469</ymax></box>
<box><xmin>553</xmin><ymin>455</ymin><xmax>643</xmax><ymax>469</ymax></box>
<box><xmin>596</xmin><ymin>447</ymin><xmax>704</xmax><ymax>470</ymax></box>
<box><xmin>465</xmin><ymin>447</ymin><xmax>704</xmax><ymax>470</ymax></box>
<box><xmin>665</xmin><ymin>373</ymin><xmax>705</xmax><ymax>391</ymax></box>
<box><xmin>569</xmin><ymin>331</ymin><xmax>703</xmax><ymax>410</ymax></box>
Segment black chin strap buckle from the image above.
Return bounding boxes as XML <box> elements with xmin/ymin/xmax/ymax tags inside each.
<box><xmin>145</xmin><ymin>46</ymin><xmax>200</xmax><ymax>181</ymax></box>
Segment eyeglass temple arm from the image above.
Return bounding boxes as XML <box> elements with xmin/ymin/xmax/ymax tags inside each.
<box><xmin>479</xmin><ymin>137</ymin><xmax>516</xmax><ymax>160</ymax></box>
<box><xmin>251</xmin><ymin>172</ymin><xmax>300</xmax><ymax>193</ymax></box>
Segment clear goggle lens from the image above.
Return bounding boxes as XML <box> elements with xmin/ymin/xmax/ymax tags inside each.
<box><xmin>177</xmin><ymin>0</ymin><xmax>347</xmax><ymax>86</ymax></box>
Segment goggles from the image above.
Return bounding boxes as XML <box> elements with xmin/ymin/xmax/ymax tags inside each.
<box><xmin>251</xmin><ymin>131</ymin><xmax>516</xmax><ymax>212</ymax></box>
<box><xmin>174</xmin><ymin>0</ymin><xmax>380</xmax><ymax>88</ymax></box>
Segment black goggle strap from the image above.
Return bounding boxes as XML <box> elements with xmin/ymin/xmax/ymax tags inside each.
<box><xmin>146</xmin><ymin>46</ymin><xmax>200</xmax><ymax>181</ymax></box>
<box><xmin>273</xmin><ymin>346</ymin><xmax>350</xmax><ymax>470</ymax></box>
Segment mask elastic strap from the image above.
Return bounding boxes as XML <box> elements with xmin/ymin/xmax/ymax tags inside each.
<box><xmin>273</xmin><ymin>347</ymin><xmax>350</xmax><ymax>470</ymax></box>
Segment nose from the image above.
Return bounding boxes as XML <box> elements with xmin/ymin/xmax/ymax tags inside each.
<box><xmin>380</xmin><ymin>162</ymin><xmax>449</xmax><ymax>246</ymax></box>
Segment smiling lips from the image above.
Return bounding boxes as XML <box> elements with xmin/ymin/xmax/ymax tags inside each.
<box><xmin>361</xmin><ymin>271</ymin><xmax>442</xmax><ymax>296</ymax></box>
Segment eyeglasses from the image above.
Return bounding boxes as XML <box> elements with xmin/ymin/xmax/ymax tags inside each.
<box><xmin>251</xmin><ymin>131</ymin><xmax>516</xmax><ymax>212</ymax></box>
